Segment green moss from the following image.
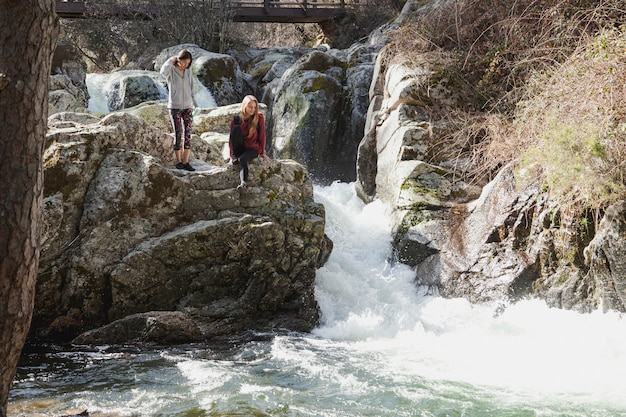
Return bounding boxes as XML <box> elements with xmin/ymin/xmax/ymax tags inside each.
<box><xmin>250</xmin><ymin>63</ymin><xmax>273</xmax><ymax>80</ymax></box>
<box><xmin>145</xmin><ymin>170</ymin><xmax>177</xmax><ymax>204</ymax></box>
<box><xmin>396</xmin><ymin>209</ymin><xmax>429</xmax><ymax>236</ymax></box>
<box><xmin>301</xmin><ymin>75</ymin><xmax>341</xmax><ymax>95</ymax></box>
<box><xmin>129</xmin><ymin>103</ymin><xmax>170</xmax><ymax>131</ymax></box>
<box><xmin>401</xmin><ymin>177</ymin><xmax>439</xmax><ymax>199</ymax></box>
<box><xmin>517</xmin><ymin>116</ymin><xmax>624</xmax><ymax>208</ymax></box>
<box><xmin>293</xmin><ymin>170</ymin><xmax>305</xmax><ymax>183</ymax></box>
<box><xmin>44</xmin><ymin>165</ymin><xmax>82</xmax><ymax>198</ymax></box>
<box><xmin>556</xmin><ymin>271</ymin><xmax>570</xmax><ymax>286</ymax></box>
<box><xmin>304</xmin><ymin>77</ymin><xmax>326</xmax><ymax>94</ymax></box>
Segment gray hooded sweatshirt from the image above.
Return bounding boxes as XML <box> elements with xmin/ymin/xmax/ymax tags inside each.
<box><xmin>160</xmin><ymin>59</ymin><xmax>197</xmax><ymax>110</ymax></box>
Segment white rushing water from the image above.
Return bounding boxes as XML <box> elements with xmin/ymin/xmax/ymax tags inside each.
<box><xmin>10</xmin><ymin>181</ymin><xmax>626</xmax><ymax>416</ymax></box>
<box><xmin>310</xmin><ymin>183</ymin><xmax>626</xmax><ymax>411</ymax></box>
<box><xmin>86</xmin><ymin>70</ymin><xmax>217</xmax><ymax>114</ymax></box>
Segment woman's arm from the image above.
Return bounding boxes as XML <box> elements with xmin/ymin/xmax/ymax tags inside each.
<box><xmin>159</xmin><ymin>56</ymin><xmax>176</xmax><ymax>78</ymax></box>
<box><xmin>190</xmin><ymin>73</ymin><xmax>198</xmax><ymax>108</ymax></box>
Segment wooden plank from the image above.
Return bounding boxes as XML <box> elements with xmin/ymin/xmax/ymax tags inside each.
<box><xmin>55</xmin><ymin>0</ymin><xmax>348</xmax><ymax>22</ymax></box>
<box><xmin>233</xmin><ymin>7</ymin><xmax>344</xmax><ymax>23</ymax></box>
<box><xmin>55</xmin><ymin>1</ymin><xmax>87</xmax><ymax>18</ymax></box>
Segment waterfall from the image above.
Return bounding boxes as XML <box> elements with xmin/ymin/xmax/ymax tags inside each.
<box><xmin>86</xmin><ymin>70</ymin><xmax>217</xmax><ymax>114</ymax></box>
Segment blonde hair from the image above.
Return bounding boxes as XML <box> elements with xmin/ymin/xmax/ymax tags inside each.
<box><xmin>240</xmin><ymin>95</ymin><xmax>260</xmax><ymax>136</ymax></box>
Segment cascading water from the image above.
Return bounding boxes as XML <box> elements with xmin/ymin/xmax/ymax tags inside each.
<box><xmin>9</xmin><ymin>182</ymin><xmax>626</xmax><ymax>416</ymax></box>
<box><xmin>86</xmin><ymin>70</ymin><xmax>217</xmax><ymax>114</ymax></box>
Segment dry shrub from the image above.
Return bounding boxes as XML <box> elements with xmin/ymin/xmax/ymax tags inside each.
<box><xmin>385</xmin><ymin>0</ymin><xmax>626</xmax><ymax>198</ymax></box>
<box><xmin>331</xmin><ymin>0</ymin><xmax>406</xmax><ymax>48</ymax></box>
<box><xmin>392</xmin><ymin>0</ymin><xmax>626</xmax><ymax>113</ymax></box>
<box><xmin>513</xmin><ymin>29</ymin><xmax>626</xmax><ymax>207</ymax></box>
<box><xmin>229</xmin><ymin>22</ymin><xmax>322</xmax><ymax>49</ymax></box>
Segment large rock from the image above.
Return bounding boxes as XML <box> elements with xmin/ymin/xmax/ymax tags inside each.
<box><xmin>49</xmin><ymin>40</ymin><xmax>89</xmax><ymax>115</ymax></box>
<box><xmin>360</xmin><ymin>43</ymin><xmax>626</xmax><ymax>313</ymax></box>
<box><xmin>49</xmin><ymin>74</ymin><xmax>90</xmax><ymax>114</ymax></box>
<box><xmin>73</xmin><ymin>311</ymin><xmax>204</xmax><ymax>345</ymax></box>
<box><xmin>582</xmin><ymin>201</ymin><xmax>626</xmax><ymax>311</ymax></box>
<box><xmin>359</xmin><ymin>61</ymin><xmax>481</xmax><ymax>267</ymax></box>
<box><xmin>229</xmin><ymin>46</ymin><xmax>313</xmax><ymax>100</ymax></box>
<box><xmin>266</xmin><ymin>44</ymin><xmax>380</xmax><ymax>183</ymax></box>
<box><xmin>33</xmin><ymin>111</ymin><xmax>332</xmax><ymax>344</ymax></box>
<box><xmin>104</xmin><ymin>70</ymin><xmax>167</xmax><ymax>111</ymax></box>
<box><xmin>155</xmin><ymin>44</ymin><xmax>244</xmax><ymax>106</ymax></box>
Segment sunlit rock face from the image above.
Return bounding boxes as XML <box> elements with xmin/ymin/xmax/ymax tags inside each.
<box><xmin>359</xmin><ymin>36</ymin><xmax>626</xmax><ymax>314</ymax></box>
<box><xmin>33</xmin><ymin>111</ymin><xmax>332</xmax><ymax>344</ymax></box>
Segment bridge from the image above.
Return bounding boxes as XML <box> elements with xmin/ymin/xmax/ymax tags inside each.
<box><xmin>55</xmin><ymin>0</ymin><xmax>350</xmax><ymax>23</ymax></box>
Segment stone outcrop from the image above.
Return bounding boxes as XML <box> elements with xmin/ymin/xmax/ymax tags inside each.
<box><xmin>104</xmin><ymin>71</ymin><xmax>167</xmax><ymax>111</ymax></box>
<box><xmin>49</xmin><ymin>74</ymin><xmax>89</xmax><ymax>114</ymax></box>
<box><xmin>579</xmin><ymin>202</ymin><xmax>626</xmax><ymax>311</ymax></box>
<box><xmin>49</xmin><ymin>40</ymin><xmax>384</xmax><ymax>186</ymax></box>
<box><xmin>49</xmin><ymin>40</ymin><xmax>89</xmax><ymax>114</ymax></box>
<box><xmin>45</xmin><ymin>18</ymin><xmax>626</xmax><ymax>322</ymax></box>
<box><xmin>155</xmin><ymin>44</ymin><xmax>244</xmax><ymax>106</ymax></box>
<box><xmin>236</xmin><ymin>40</ymin><xmax>385</xmax><ymax>184</ymax></box>
<box><xmin>358</xmin><ymin>32</ymin><xmax>626</xmax><ymax>313</ymax></box>
<box><xmin>34</xmin><ymin>110</ymin><xmax>332</xmax><ymax>344</ymax></box>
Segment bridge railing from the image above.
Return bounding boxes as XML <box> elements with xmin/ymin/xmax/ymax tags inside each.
<box><xmin>233</xmin><ymin>0</ymin><xmax>347</xmax><ymax>9</ymax></box>
<box><xmin>55</xmin><ymin>0</ymin><xmax>355</xmax><ymax>21</ymax></box>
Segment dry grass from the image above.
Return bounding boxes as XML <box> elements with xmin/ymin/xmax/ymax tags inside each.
<box><xmin>513</xmin><ymin>29</ymin><xmax>626</xmax><ymax>206</ymax></box>
<box><xmin>385</xmin><ymin>0</ymin><xmax>626</xmax><ymax>206</ymax></box>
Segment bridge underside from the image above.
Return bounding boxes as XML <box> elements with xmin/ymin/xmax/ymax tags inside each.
<box><xmin>55</xmin><ymin>2</ymin><xmax>346</xmax><ymax>23</ymax></box>
<box><xmin>233</xmin><ymin>7</ymin><xmax>344</xmax><ymax>23</ymax></box>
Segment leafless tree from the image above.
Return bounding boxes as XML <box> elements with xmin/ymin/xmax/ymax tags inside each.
<box><xmin>87</xmin><ymin>0</ymin><xmax>234</xmax><ymax>52</ymax></box>
<box><xmin>0</xmin><ymin>1</ymin><xmax>59</xmax><ymax>416</ymax></box>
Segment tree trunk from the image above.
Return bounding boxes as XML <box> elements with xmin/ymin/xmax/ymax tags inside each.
<box><xmin>0</xmin><ymin>1</ymin><xmax>59</xmax><ymax>416</ymax></box>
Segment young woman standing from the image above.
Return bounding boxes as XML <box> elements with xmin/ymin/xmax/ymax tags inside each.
<box><xmin>160</xmin><ymin>49</ymin><xmax>197</xmax><ymax>171</ymax></box>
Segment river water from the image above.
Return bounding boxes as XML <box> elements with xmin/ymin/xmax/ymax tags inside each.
<box><xmin>9</xmin><ymin>182</ymin><xmax>626</xmax><ymax>416</ymax></box>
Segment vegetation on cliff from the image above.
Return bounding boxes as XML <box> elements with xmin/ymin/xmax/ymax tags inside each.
<box><xmin>385</xmin><ymin>0</ymin><xmax>626</xmax><ymax>210</ymax></box>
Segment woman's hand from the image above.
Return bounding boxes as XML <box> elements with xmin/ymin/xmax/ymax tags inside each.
<box><xmin>261</xmin><ymin>154</ymin><xmax>270</xmax><ymax>161</ymax></box>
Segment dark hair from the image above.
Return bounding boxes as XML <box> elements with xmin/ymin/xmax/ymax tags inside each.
<box><xmin>177</xmin><ymin>49</ymin><xmax>193</xmax><ymax>64</ymax></box>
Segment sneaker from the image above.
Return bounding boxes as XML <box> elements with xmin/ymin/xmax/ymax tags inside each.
<box><xmin>176</xmin><ymin>162</ymin><xmax>184</xmax><ymax>170</ymax></box>
<box><xmin>183</xmin><ymin>163</ymin><xmax>195</xmax><ymax>172</ymax></box>
<box><xmin>237</xmin><ymin>182</ymin><xmax>248</xmax><ymax>191</ymax></box>
<box><xmin>231</xmin><ymin>158</ymin><xmax>239</xmax><ymax>165</ymax></box>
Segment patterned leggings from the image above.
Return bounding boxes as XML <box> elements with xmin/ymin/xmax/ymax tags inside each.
<box><xmin>169</xmin><ymin>108</ymin><xmax>193</xmax><ymax>150</ymax></box>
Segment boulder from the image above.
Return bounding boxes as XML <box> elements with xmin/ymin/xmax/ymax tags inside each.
<box><xmin>49</xmin><ymin>74</ymin><xmax>89</xmax><ymax>114</ymax></box>
<box><xmin>268</xmin><ymin>49</ymin><xmax>372</xmax><ymax>183</ymax></box>
<box><xmin>121</xmin><ymin>100</ymin><xmax>172</xmax><ymax>133</ymax></box>
<box><xmin>49</xmin><ymin>40</ymin><xmax>89</xmax><ymax>116</ymax></box>
<box><xmin>52</xmin><ymin>40</ymin><xmax>88</xmax><ymax>88</ymax></box>
<box><xmin>73</xmin><ymin>311</ymin><xmax>204</xmax><ymax>344</ymax></box>
<box><xmin>228</xmin><ymin>46</ymin><xmax>312</xmax><ymax>99</ymax></box>
<box><xmin>33</xmin><ymin>111</ymin><xmax>332</xmax><ymax>344</ymax></box>
<box><xmin>104</xmin><ymin>71</ymin><xmax>167</xmax><ymax>111</ymax></box>
<box><xmin>361</xmin><ymin>50</ymin><xmax>626</xmax><ymax>314</ymax></box>
<box><xmin>155</xmin><ymin>44</ymin><xmax>244</xmax><ymax>106</ymax></box>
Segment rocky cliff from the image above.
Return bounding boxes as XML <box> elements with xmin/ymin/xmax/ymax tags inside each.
<box><xmin>43</xmin><ymin>0</ymin><xmax>626</xmax><ymax>346</ymax></box>
<box><xmin>356</xmin><ymin>1</ymin><xmax>626</xmax><ymax>313</ymax></box>
<box><xmin>34</xmin><ymin>110</ymin><xmax>332</xmax><ymax>344</ymax></box>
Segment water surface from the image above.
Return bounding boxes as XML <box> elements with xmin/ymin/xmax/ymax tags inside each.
<box><xmin>10</xmin><ymin>182</ymin><xmax>626</xmax><ymax>416</ymax></box>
